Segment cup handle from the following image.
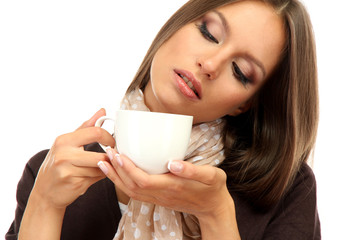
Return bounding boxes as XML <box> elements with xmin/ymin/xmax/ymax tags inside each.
<box><xmin>95</xmin><ymin>116</ymin><xmax>114</xmax><ymax>151</ymax></box>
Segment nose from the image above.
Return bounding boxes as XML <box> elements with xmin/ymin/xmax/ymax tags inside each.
<box><xmin>196</xmin><ymin>53</ymin><xmax>225</xmax><ymax>80</ymax></box>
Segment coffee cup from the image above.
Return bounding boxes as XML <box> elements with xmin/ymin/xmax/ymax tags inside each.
<box><xmin>95</xmin><ymin>110</ymin><xmax>193</xmax><ymax>174</ymax></box>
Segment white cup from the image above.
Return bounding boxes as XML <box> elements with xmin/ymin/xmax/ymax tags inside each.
<box><xmin>95</xmin><ymin>110</ymin><xmax>193</xmax><ymax>174</ymax></box>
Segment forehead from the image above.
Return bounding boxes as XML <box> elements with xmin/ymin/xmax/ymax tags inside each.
<box><xmin>216</xmin><ymin>1</ymin><xmax>286</xmax><ymax>78</ymax></box>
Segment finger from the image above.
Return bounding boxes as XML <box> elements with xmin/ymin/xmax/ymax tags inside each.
<box><xmin>77</xmin><ymin>108</ymin><xmax>106</xmax><ymax>130</ymax></box>
<box><xmin>68</xmin><ymin>151</ymin><xmax>110</xmax><ymax>168</ymax></box>
<box><xmin>167</xmin><ymin>160</ymin><xmax>224</xmax><ymax>185</ymax></box>
<box><xmin>105</xmin><ymin>149</ymin><xmax>191</xmax><ymax>197</ymax></box>
<box><xmin>57</xmin><ymin>127</ymin><xmax>115</xmax><ymax>148</ymax></box>
<box><xmin>53</xmin><ymin>147</ymin><xmax>109</xmax><ymax>168</ymax></box>
<box><xmin>103</xmin><ymin>152</ymin><xmax>211</xmax><ymax>210</ymax></box>
<box><xmin>111</xmin><ymin>153</ymin><xmax>156</xmax><ymax>190</ymax></box>
<box><xmin>105</xmin><ymin>148</ymin><xmax>157</xmax><ymax>192</ymax></box>
<box><xmin>97</xmin><ymin>160</ymin><xmax>157</xmax><ymax>203</ymax></box>
<box><xmin>109</xmin><ymin>155</ymin><xmax>208</xmax><ymax>210</ymax></box>
<box><xmin>103</xmin><ymin>148</ymin><xmax>141</xmax><ymax>189</ymax></box>
<box><xmin>104</xmin><ymin>146</ymin><xmax>117</xmax><ymax>162</ymax></box>
<box><xmin>71</xmin><ymin>166</ymin><xmax>105</xmax><ymax>178</ymax></box>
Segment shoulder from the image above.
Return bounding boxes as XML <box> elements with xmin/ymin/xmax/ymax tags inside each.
<box><xmin>16</xmin><ymin>149</ymin><xmax>49</xmax><ymax>193</ymax></box>
<box><xmin>283</xmin><ymin>162</ymin><xmax>318</xmax><ymax>206</ymax></box>
<box><xmin>229</xmin><ymin>163</ymin><xmax>321</xmax><ymax>239</ymax></box>
<box><xmin>264</xmin><ymin>162</ymin><xmax>321</xmax><ymax>239</ymax></box>
<box><xmin>296</xmin><ymin>162</ymin><xmax>317</xmax><ymax>186</ymax></box>
<box><xmin>26</xmin><ymin>149</ymin><xmax>49</xmax><ymax>175</ymax></box>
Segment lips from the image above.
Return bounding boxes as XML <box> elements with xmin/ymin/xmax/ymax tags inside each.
<box><xmin>174</xmin><ymin>69</ymin><xmax>202</xmax><ymax>99</ymax></box>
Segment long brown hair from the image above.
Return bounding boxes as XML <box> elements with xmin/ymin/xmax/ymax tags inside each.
<box><xmin>127</xmin><ymin>0</ymin><xmax>318</xmax><ymax>209</ymax></box>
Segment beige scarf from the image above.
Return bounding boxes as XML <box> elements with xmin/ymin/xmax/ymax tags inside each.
<box><xmin>113</xmin><ymin>88</ymin><xmax>225</xmax><ymax>240</ymax></box>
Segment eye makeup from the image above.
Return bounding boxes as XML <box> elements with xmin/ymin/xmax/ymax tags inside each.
<box><xmin>232</xmin><ymin>62</ymin><xmax>252</xmax><ymax>86</ymax></box>
<box><xmin>197</xmin><ymin>21</ymin><xmax>219</xmax><ymax>44</ymax></box>
<box><xmin>195</xmin><ymin>11</ymin><xmax>258</xmax><ymax>88</ymax></box>
<box><xmin>196</xmin><ymin>11</ymin><xmax>226</xmax><ymax>44</ymax></box>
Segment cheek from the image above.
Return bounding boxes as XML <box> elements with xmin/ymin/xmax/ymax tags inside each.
<box><xmin>215</xmin><ymin>84</ymin><xmax>255</xmax><ymax>113</ymax></box>
<box><xmin>167</xmin><ymin>26</ymin><xmax>202</xmax><ymax>56</ymax></box>
<box><xmin>223</xmin><ymin>93</ymin><xmax>245</xmax><ymax>110</ymax></box>
<box><xmin>213</xmin><ymin>89</ymin><xmax>244</xmax><ymax>112</ymax></box>
<box><xmin>161</xmin><ymin>31</ymin><xmax>187</xmax><ymax>55</ymax></box>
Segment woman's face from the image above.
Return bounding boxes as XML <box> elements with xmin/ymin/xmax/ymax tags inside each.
<box><xmin>145</xmin><ymin>1</ymin><xmax>286</xmax><ymax>124</ymax></box>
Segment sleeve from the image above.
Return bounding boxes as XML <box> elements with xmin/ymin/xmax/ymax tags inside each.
<box><xmin>5</xmin><ymin>150</ymin><xmax>49</xmax><ymax>240</ymax></box>
<box><xmin>263</xmin><ymin>164</ymin><xmax>321</xmax><ymax>240</ymax></box>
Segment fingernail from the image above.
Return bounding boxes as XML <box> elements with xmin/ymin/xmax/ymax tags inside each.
<box><xmin>168</xmin><ymin>160</ymin><xmax>183</xmax><ymax>173</ymax></box>
<box><xmin>105</xmin><ymin>147</ymin><xmax>113</xmax><ymax>160</ymax></box>
<box><xmin>97</xmin><ymin>161</ymin><xmax>109</xmax><ymax>175</ymax></box>
<box><xmin>115</xmin><ymin>154</ymin><xmax>123</xmax><ymax>167</ymax></box>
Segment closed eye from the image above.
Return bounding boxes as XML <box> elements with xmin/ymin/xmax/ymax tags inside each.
<box><xmin>197</xmin><ymin>21</ymin><xmax>219</xmax><ymax>44</ymax></box>
<box><xmin>232</xmin><ymin>62</ymin><xmax>252</xmax><ymax>87</ymax></box>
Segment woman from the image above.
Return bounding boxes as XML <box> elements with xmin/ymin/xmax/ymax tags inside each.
<box><xmin>6</xmin><ymin>0</ymin><xmax>320</xmax><ymax>239</ymax></box>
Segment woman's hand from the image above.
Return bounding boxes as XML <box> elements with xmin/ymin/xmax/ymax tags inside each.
<box><xmin>31</xmin><ymin>108</ymin><xmax>115</xmax><ymax>209</ymax></box>
<box><xmin>19</xmin><ymin>109</ymin><xmax>115</xmax><ymax>240</ymax></box>
<box><xmin>100</xmin><ymin>148</ymin><xmax>241</xmax><ymax>240</ymax></box>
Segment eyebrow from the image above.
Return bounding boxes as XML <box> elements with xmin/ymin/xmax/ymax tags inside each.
<box><xmin>213</xmin><ymin>10</ymin><xmax>267</xmax><ymax>79</ymax></box>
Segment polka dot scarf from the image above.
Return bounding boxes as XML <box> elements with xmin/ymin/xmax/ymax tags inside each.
<box><xmin>113</xmin><ymin>88</ymin><xmax>225</xmax><ymax>240</ymax></box>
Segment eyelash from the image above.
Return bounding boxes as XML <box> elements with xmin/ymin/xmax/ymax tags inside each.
<box><xmin>197</xmin><ymin>21</ymin><xmax>252</xmax><ymax>87</ymax></box>
<box><xmin>232</xmin><ymin>62</ymin><xmax>251</xmax><ymax>86</ymax></box>
<box><xmin>197</xmin><ymin>21</ymin><xmax>219</xmax><ymax>44</ymax></box>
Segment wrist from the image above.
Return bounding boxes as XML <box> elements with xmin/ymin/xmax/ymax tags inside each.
<box><xmin>29</xmin><ymin>187</ymin><xmax>67</xmax><ymax>212</ymax></box>
<box><xmin>197</xmin><ymin>194</ymin><xmax>241</xmax><ymax>240</ymax></box>
<box><xmin>19</xmin><ymin>191</ymin><xmax>66</xmax><ymax>240</ymax></box>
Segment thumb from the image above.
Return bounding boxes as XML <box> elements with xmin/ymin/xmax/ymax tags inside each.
<box><xmin>167</xmin><ymin>160</ymin><xmax>220</xmax><ymax>185</ymax></box>
<box><xmin>77</xmin><ymin>108</ymin><xmax>106</xmax><ymax>130</ymax></box>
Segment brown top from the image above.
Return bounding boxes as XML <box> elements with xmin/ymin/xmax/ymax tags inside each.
<box><xmin>5</xmin><ymin>143</ymin><xmax>321</xmax><ymax>240</ymax></box>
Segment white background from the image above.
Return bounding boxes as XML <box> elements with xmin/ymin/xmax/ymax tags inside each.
<box><xmin>0</xmin><ymin>1</ymin><xmax>359</xmax><ymax>239</ymax></box>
